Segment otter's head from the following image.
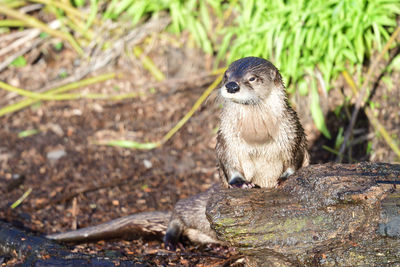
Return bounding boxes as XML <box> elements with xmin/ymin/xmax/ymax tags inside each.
<box><xmin>220</xmin><ymin>57</ymin><xmax>283</xmax><ymax>105</ymax></box>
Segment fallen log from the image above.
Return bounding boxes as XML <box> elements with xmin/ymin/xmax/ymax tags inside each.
<box><xmin>0</xmin><ymin>220</ymin><xmax>138</xmax><ymax>266</ymax></box>
<box><xmin>206</xmin><ymin>162</ymin><xmax>400</xmax><ymax>266</ymax></box>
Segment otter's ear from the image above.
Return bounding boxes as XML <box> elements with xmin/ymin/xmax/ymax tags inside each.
<box><xmin>272</xmin><ymin>68</ymin><xmax>283</xmax><ymax>87</ymax></box>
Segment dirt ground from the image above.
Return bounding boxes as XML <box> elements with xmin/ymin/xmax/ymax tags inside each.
<box><xmin>0</xmin><ymin>34</ymin><xmax>399</xmax><ymax>266</ymax></box>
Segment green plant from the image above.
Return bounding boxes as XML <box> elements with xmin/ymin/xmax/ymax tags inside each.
<box><xmin>102</xmin><ymin>0</ymin><xmax>222</xmax><ymax>54</ymax></box>
<box><xmin>220</xmin><ymin>0</ymin><xmax>399</xmax><ymax>136</ymax></box>
<box><xmin>100</xmin><ymin>0</ymin><xmax>399</xmax><ymax>138</ymax></box>
<box><xmin>18</xmin><ymin>129</ymin><xmax>39</xmax><ymax>138</ymax></box>
<box><xmin>53</xmin><ymin>41</ymin><xmax>63</xmax><ymax>51</ymax></box>
<box><xmin>10</xmin><ymin>55</ymin><xmax>27</xmax><ymax>67</ymax></box>
<box><xmin>72</xmin><ymin>0</ymin><xmax>86</xmax><ymax>7</ymax></box>
<box><xmin>224</xmin><ymin>0</ymin><xmax>399</xmax><ymax>86</ymax></box>
<box><xmin>1</xmin><ymin>0</ymin><xmax>399</xmax><ymax>141</ymax></box>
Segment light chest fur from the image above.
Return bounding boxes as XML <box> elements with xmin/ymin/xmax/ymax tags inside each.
<box><xmin>218</xmin><ymin>89</ymin><xmax>305</xmax><ymax>188</ymax></box>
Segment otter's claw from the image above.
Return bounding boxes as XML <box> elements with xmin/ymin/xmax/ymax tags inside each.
<box><xmin>164</xmin><ymin>235</ymin><xmax>185</xmax><ymax>251</ymax></box>
<box><xmin>228</xmin><ymin>177</ymin><xmax>259</xmax><ymax>189</ymax></box>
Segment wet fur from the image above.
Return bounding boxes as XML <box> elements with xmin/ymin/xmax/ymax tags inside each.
<box><xmin>164</xmin><ymin>184</ymin><xmax>222</xmax><ymax>248</ymax></box>
<box><xmin>164</xmin><ymin>57</ymin><xmax>309</xmax><ymax>248</ymax></box>
<box><xmin>216</xmin><ymin>57</ymin><xmax>309</xmax><ymax>188</ymax></box>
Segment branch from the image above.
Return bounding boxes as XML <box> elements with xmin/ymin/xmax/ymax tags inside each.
<box><xmin>0</xmin><ymin>5</ymin><xmax>83</xmax><ymax>55</ymax></box>
<box><xmin>337</xmin><ymin>25</ymin><xmax>400</xmax><ymax>162</ymax></box>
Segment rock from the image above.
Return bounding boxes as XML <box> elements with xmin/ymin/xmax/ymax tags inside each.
<box><xmin>47</xmin><ymin>149</ymin><xmax>66</xmax><ymax>162</ymax></box>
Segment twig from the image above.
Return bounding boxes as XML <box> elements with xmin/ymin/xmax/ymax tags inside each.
<box><xmin>35</xmin><ymin>17</ymin><xmax>170</xmax><ymax>94</ymax></box>
<box><xmin>46</xmin><ymin>1</ymin><xmax>92</xmax><ymax>41</ymax></box>
<box><xmin>160</xmin><ymin>72</ymin><xmax>224</xmax><ymax>145</ymax></box>
<box><xmin>0</xmin><ymin>26</ymin><xmax>40</xmax><ymax>57</ymax></box>
<box><xmin>1</xmin><ymin>17</ymin><xmax>170</xmax><ymax>114</ymax></box>
<box><xmin>0</xmin><ymin>20</ymin><xmax>60</xmax><ymax>72</ymax></box>
<box><xmin>0</xmin><ymin>19</ymin><xmax>26</xmax><ymax>27</ymax></box>
<box><xmin>341</xmin><ymin>71</ymin><xmax>400</xmax><ymax>159</ymax></box>
<box><xmin>0</xmin><ymin>5</ymin><xmax>83</xmax><ymax>55</ymax></box>
<box><xmin>349</xmin><ymin>132</ymin><xmax>375</xmax><ymax>146</ymax></box>
<box><xmin>10</xmin><ymin>187</ymin><xmax>32</xmax><ymax>209</ymax></box>
<box><xmin>143</xmin><ymin>69</ymin><xmax>223</xmax><ymax>94</ymax></box>
<box><xmin>99</xmin><ymin>69</ymin><xmax>225</xmax><ymax>150</ymax></box>
<box><xmin>18</xmin><ymin>3</ymin><xmax>43</xmax><ymax>13</ymax></box>
<box><xmin>336</xmin><ymin>25</ymin><xmax>400</xmax><ymax>162</ymax></box>
<box><xmin>86</xmin><ymin>17</ymin><xmax>171</xmax><ymax>73</ymax></box>
<box><xmin>0</xmin><ymin>73</ymin><xmax>116</xmax><ymax>117</ymax></box>
<box><xmin>0</xmin><ymin>38</ymin><xmax>44</xmax><ymax>72</ymax></box>
<box><xmin>365</xmin><ymin>109</ymin><xmax>400</xmax><ymax>158</ymax></box>
<box><xmin>30</xmin><ymin>0</ymin><xmax>97</xmax><ymax>39</ymax></box>
<box><xmin>31</xmin><ymin>0</ymin><xmax>90</xmax><ymax>21</ymax></box>
<box><xmin>0</xmin><ymin>80</ymin><xmax>143</xmax><ymax>100</ymax></box>
<box><xmin>0</xmin><ymin>27</ymin><xmax>36</xmax><ymax>42</ymax></box>
<box><xmin>71</xmin><ymin>197</ymin><xmax>78</xmax><ymax>230</ymax></box>
<box><xmin>133</xmin><ymin>46</ymin><xmax>166</xmax><ymax>81</ymax></box>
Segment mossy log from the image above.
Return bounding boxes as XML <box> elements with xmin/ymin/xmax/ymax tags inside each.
<box><xmin>206</xmin><ymin>162</ymin><xmax>400</xmax><ymax>266</ymax></box>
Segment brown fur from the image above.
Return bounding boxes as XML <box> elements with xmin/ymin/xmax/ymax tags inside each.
<box><xmin>164</xmin><ymin>57</ymin><xmax>309</xmax><ymax>248</ymax></box>
<box><xmin>216</xmin><ymin>57</ymin><xmax>309</xmax><ymax>188</ymax></box>
<box><xmin>164</xmin><ymin>184</ymin><xmax>222</xmax><ymax>248</ymax></box>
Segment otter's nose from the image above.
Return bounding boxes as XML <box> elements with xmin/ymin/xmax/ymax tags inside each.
<box><xmin>225</xmin><ymin>81</ymin><xmax>240</xmax><ymax>93</ymax></box>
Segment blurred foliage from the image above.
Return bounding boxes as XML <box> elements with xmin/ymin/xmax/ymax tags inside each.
<box><xmin>93</xmin><ymin>0</ymin><xmax>400</xmax><ymax>137</ymax></box>
<box><xmin>1</xmin><ymin>0</ymin><xmax>399</xmax><ymax>138</ymax></box>
<box><xmin>95</xmin><ymin>0</ymin><xmax>400</xmax><ymax>88</ymax></box>
<box><xmin>224</xmin><ymin>0</ymin><xmax>400</xmax><ymax>89</ymax></box>
<box><xmin>10</xmin><ymin>55</ymin><xmax>27</xmax><ymax>67</ymax></box>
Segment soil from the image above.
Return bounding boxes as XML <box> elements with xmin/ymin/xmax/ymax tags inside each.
<box><xmin>0</xmin><ymin>32</ymin><xmax>399</xmax><ymax>266</ymax></box>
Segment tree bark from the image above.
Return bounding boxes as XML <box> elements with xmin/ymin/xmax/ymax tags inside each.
<box><xmin>0</xmin><ymin>220</ymin><xmax>139</xmax><ymax>266</ymax></box>
<box><xmin>206</xmin><ymin>162</ymin><xmax>400</xmax><ymax>266</ymax></box>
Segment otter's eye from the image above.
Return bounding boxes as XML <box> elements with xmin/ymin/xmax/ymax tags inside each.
<box><xmin>249</xmin><ymin>76</ymin><xmax>256</xmax><ymax>82</ymax></box>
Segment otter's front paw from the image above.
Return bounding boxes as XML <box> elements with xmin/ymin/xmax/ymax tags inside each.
<box><xmin>228</xmin><ymin>177</ymin><xmax>259</xmax><ymax>189</ymax></box>
<box><xmin>164</xmin><ymin>233</ymin><xmax>184</xmax><ymax>251</ymax></box>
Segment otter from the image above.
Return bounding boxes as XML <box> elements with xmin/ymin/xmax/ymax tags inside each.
<box><xmin>163</xmin><ymin>184</ymin><xmax>223</xmax><ymax>250</ymax></box>
<box><xmin>163</xmin><ymin>58</ymin><xmax>309</xmax><ymax>248</ymax></box>
<box><xmin>48</xmin><ymin>58</ymin><xmax>310</xmax><ymax>251</ymax></box>
<box><xmin>216</xmin><ymin>57</ymin><xmax>309</xmax><ymax>188</ymax></box>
